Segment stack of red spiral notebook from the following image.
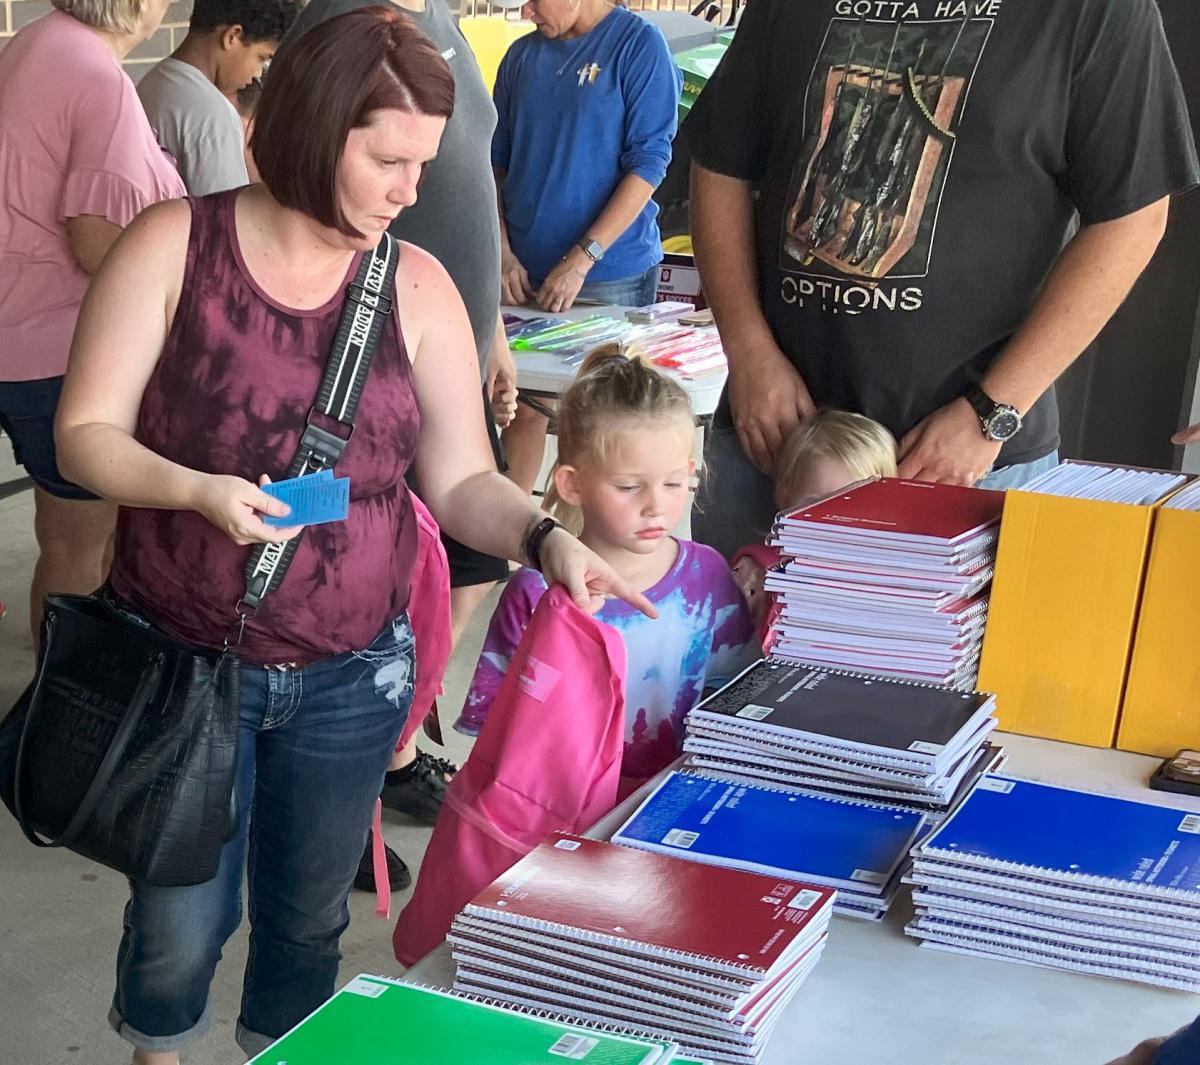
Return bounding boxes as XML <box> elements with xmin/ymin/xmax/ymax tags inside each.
<box><xmin>766</xmin><ymin>478</ymin><xmax>1005</xmax><ymax>690</ymax></box>
<box><xmin>448</xmin><ymin>834</ymin><xmax>835</xmax><ymax>1065</ymax></box>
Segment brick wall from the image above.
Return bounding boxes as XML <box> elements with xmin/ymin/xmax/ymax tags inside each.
<box><xmin>0</xmin><ymin>0</ymin><xmax>195</xmax><ymax>79</ymax></box>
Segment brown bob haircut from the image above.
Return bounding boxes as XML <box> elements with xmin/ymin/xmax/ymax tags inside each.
<box><xmin>251</xmin><ymin>6</ymin><xmax>455</xmax><ymax>238</ymax></box>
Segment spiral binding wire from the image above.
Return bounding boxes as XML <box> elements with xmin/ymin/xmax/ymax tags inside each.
<box><xmin>449</xmin><ymin>944</ymin><xmax>742</xmax><ymax>1029</ymax></box>
<box><xmin>451</xmin><ymin>972</ymin><xmax>760</xmax><ymax>1061</ymax></box>
<box><xmin>762</xmin><ymin>655</ymin><xmax>992</xmax><ymax>696</ymax></box>
<box><xmin>910</xmin><ymin>892</ymin><xmax>1200</xmax><ymax>956</ymax></box>
<box><xmin>905</xmin><ymin>870</ymin><xmax>1200</xmax><ymax>929</ymax></box>
<box><xmin>447</xmin><ymin>932</ymin><xmax>745</xmax><ymax>1017</ymax></box>
<box><xmin>680</xmin><ymin>760</ymin><xmax>945</xmax><ymax>812</ymax></box>
<box><xmin>452</xmin><ymin>912</ymin><xmax>747</xmax><ymax>991</ymax></box>
<box><xmin>668</xmin><ymin>764</ymin><xmax>924</xmax><ymax>818</ymax></box>
<box><xmin>400</xmin><ymin>977</ymin><xmax>670</xmax><ymax>1044</ymax></box>
<box><xmin>908</xmin><ymin>862</ymin><xmax>1200</xmax><ymax>921</ymax></box>
<box><xmin>459</xmin><ymin>901</ymin><xmax>771</xmax><ymax>978</ymax></box>
<box><xmin>681</xmin><ymin>724</ymin><xmax>961</xmax><ymax>783</ymax></box>
<box><xmin>908</xmin><ymin>916</ymin><xmax>1200</xmax><ymax>985</ymax></box>
<box><xmin>915</xmin><ymin>847</ymin><xmax>1200</xmax><ymax>904</ymax></box>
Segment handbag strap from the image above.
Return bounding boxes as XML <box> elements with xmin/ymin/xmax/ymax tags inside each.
<box><xmin>237</xmin><ymin>234</ymin><xmax>399</xmax><ymax>622</ymax></box>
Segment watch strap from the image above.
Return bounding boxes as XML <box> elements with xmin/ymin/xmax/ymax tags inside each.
<box><xmin>966</xmin><ymin>386</ymin><xmax>995</xmax><ymax>422</ymax></box>
<box><xmin>523</xmin><ymin>516</ymin><xmax>564</xmax><ymax>573</ymax></box>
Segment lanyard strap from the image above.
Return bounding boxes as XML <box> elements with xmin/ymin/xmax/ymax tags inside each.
<box><xmin>235</xmin><ymin>234</ymin><xmax>399</xmax><ymax>625</ymax></box>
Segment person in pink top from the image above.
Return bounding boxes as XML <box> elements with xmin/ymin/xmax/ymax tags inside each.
<box><xmin>0</xmin><ymin>0</ymin><xmax>184</xmax><ymax>643</ymax></box>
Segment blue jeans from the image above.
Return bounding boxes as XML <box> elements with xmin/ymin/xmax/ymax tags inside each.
<box><xmin>107</xmin><ymin>614</ymin><xmax>416</xmax><ymax>1057</ymax></box>
<box><xmin>975</xmin><ymin>450</ymin><xmax>1060</xmax><ymax>490</ymax></box>
<box><xmin>532</xmin><ymin>265</ymin><xmax>660</xmax><ymax>308</ymax></box>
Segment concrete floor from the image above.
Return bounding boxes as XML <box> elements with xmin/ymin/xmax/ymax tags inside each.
<box><xmin>0</xmin><ymin>442</ymin><xmax>488</xmax><ymax>1065</ymax></box>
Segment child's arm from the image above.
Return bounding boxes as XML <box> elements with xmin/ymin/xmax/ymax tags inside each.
<box><xmin>453</xmin><ymin>571</ymin><xmax>546</xmax><ymax>736</ymax></box>
<box><xmin>731</xmin><ymin>542</ymin><xmax>783</xmax><ymax>650</ymax></box>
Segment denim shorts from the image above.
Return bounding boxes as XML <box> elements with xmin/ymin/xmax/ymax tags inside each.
<box><xmin>0</xmin><ymin>376</ymin><xmax>98</xmax><ymax>500</ymax></box>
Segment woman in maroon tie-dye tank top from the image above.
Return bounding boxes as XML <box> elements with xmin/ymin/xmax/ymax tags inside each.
<box><xmin>54</xmin><ymin>10</ymin><xmax>654</xmax><ymax>1062</ymax></box>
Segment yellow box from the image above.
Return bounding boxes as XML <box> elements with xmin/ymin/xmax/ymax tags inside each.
<box><xmin>1118</xmin><ymin>505</ymin><xmax>1200</xmax><ymax>756</ymax></box>
<box><xmin>977</xmin><ymin>488</ymin><xmax>1157</xmax><ymax>748</ymax></box>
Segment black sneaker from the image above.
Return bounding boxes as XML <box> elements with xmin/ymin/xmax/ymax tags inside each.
<box><xmin>353</xmin><ymin>840</ymin><xmax>411</xmax><ymax>893</ymax></box>
<box><xmin>380</xmin><ymin>752</ymin><xmax>458</xmax><ymax>824</ymax></box>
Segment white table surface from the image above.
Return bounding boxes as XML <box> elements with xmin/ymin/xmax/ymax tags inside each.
<box><xmin>505</xmin><ymin>303</ymin><xmax>727</xmax><ymax>418</ymax></box>
<box><xmin>404</xmin><ymin>733</ymin><xmax>1200</xmax><ymax>1065</ymax></box>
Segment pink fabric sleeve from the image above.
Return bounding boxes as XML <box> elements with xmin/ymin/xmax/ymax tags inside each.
<box><xmin>453</xmin><ymin>570</ymin><xmax>546</xmax><ymax>736</ymax></box>
<box><xmin>60</xmin><ymin>167</ymin><xmax>153</xmax><ymax>229</ymax></box>
<box><xmin>60</xmin><ymin>84</ymin><xmax>179</xmax><ymax>226</ymax></box>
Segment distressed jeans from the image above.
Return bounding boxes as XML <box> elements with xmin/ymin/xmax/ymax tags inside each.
<box><xmin>108</xmin><ymin>614</ymin><xmax>416</xmax><ymax>1057</ymax></box>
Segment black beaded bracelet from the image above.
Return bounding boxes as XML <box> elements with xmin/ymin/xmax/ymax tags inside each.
<box><xmin>523</xmin><ymin>516</ymin><xmax>563</xmax><ymax>573</ymax></box>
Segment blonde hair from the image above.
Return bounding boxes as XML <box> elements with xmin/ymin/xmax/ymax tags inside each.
<box><xmin>543</xmin><ymin>342</ymin><xmax>695</xmax><ymax>536</ymax></box>
<box><xmin>52</xmin><ymin>0</ymin><xmax>144</xmax><ymax>33</ymax></box>
<box><xmin>774</xmin><ymin>410</ymin><xmax>898</xmax><ymax>507</ymax></box>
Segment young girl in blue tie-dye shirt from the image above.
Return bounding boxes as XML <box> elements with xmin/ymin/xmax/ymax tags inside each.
<box><xmin>456</xmin><ymin>344</ymin><xmax>757</xmax><ymax>787</ymax></box>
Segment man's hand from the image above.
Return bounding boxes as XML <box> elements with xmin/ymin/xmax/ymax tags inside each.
<box><xmin>487</xmin><ymin>335</ymin><xmax>519</xmax><ymax>429</ymax></box>
<box><xmin>500</xmin><ymin>248</ymin><xmax>535</xmax><ymax>306</ymax></box>
<box><xmin>1172</xmin><ymin>423</ymin><xmax>1200</xmax><ymax>446</ymax></box>
<box><xmin>728</xmin><ymin>339</ymin><xmax>817</xmax><ymax>474</ymax></box>
<box><xmin>898</xmin><ymin>397</ymin><xmax>1003</xmax><ymax>485</ymax></box>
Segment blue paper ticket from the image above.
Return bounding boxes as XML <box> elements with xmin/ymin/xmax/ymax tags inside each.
<box><xmin>262</xmin><ymin>469</ymin><xmax>350</xmax><ymax>526</ymax></box>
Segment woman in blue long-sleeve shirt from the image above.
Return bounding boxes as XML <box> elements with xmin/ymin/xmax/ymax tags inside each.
<box><xmin>492</xmin><ymin>0</ymin><xmax>680</xmax><ymax>312</ymax></box>
<box><xmin>490</xmin><ymin>0</ymin><xmax>682</xmax><ymax>490</ymax></box>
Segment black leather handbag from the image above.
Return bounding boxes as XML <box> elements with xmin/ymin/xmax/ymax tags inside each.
<box><xmin>0</xmin><ymin>595</ymin><xmax>237</xmax><ymax>886</ymax></box>
<box><xmin>0</xmin><ymin>232</ymin><xmax>399</xmax><ymax>887</ymax></box>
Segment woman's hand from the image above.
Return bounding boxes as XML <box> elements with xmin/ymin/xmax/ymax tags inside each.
<box><xmin>536</xmin><ymin>254</ymin><xmax>590</xmax><ymax>314</ymax></box>
<box><xmin>500</xmin><ymin>248</ymin><xmax>535</xmax><ymax>306</ymax></box>
<box><xmin>193</xmin><ymin>473</ymin><xmax>302</xmax><ymax>546</ymax></box>
<box><xmin>1172</xmin><ymin>423</ymin><xmax>1200</xmax><ymax>446</ymax></box>
<box><xmin>539</xmin><ymin>527</ymin><xmax>658</xmax><ymax>618</ymax></box>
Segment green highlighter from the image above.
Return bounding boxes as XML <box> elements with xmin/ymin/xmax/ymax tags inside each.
<box><xmin>249</xmin><ymin>975</ymin><xmax>681</xmax><ymax>1065</ymax></box>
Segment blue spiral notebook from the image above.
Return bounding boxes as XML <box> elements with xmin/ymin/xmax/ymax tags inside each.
<box><xmin>611</xmin><ymin>771</ymin><xmax>925</xmax><ymax>894</ymax></box>
<box><xmin>917</xmin><ymin>776</ymin><xmax>1200</xmax><ymax>899</ymax></box>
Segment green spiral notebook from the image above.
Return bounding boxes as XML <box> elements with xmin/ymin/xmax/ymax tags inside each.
<box><xmin>248</xmin><ymin>975</ymin><xmax>681</xmax><ymax>1065</ymax></box>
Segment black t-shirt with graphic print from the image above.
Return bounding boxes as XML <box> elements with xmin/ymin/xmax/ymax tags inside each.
<box><xmin>685</xmin><ymin>0</ymin><xmax>1199</xmax><ymax>465</ymax></box>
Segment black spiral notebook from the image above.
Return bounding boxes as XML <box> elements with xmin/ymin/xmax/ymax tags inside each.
<box><xmin>688</xmin><ymin>659</ymin><xmax>995</xmax><ymax>767</ymax></box>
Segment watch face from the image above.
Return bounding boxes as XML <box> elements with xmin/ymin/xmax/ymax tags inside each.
<box><xmin>986</xmin><ymin>409</ymin><xmax>1021</xmax><ymax>441</ymax></box>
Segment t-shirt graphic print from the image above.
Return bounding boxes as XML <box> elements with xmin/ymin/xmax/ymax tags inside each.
<box><xmin>780</xmin><ymin>10</ymin><xmax>991</xmax><ymax>285</ymax></box>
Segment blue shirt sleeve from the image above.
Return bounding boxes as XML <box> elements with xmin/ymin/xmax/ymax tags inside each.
<box><xmin>1155</xmin><ymin>1016</ymin><xmax>1200</xmax><ymax>1065</ymax></box>
<box><xmin>490</xmin><ymin>44</ymin><xmax>516</xmax><ymax>171</ymax></box>
<box><xmin>618</xmin><ymin>24</ymin><xmax>682</xmax><ymax>188</ymax></box>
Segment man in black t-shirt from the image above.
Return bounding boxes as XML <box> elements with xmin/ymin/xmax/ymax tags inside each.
<box><xmin>686</xmin><ymin>0</ymin><xmax>1198</xmax><ymax>559</ymax></box>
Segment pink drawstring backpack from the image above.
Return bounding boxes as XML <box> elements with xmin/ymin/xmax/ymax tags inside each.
<box><xmin>369</xmin><ymin>493</ymin><xmax>453</xmax><ymax>917</ymax></box>
<box><xmin>391</xmin><ymin>584</ymin><xmax>627</xmax><ymax>965</ymax></box>
<box><xmin>398</xmin><ymin>493</ymin><xmax>452</xmax><ymax>751</ymax></box>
